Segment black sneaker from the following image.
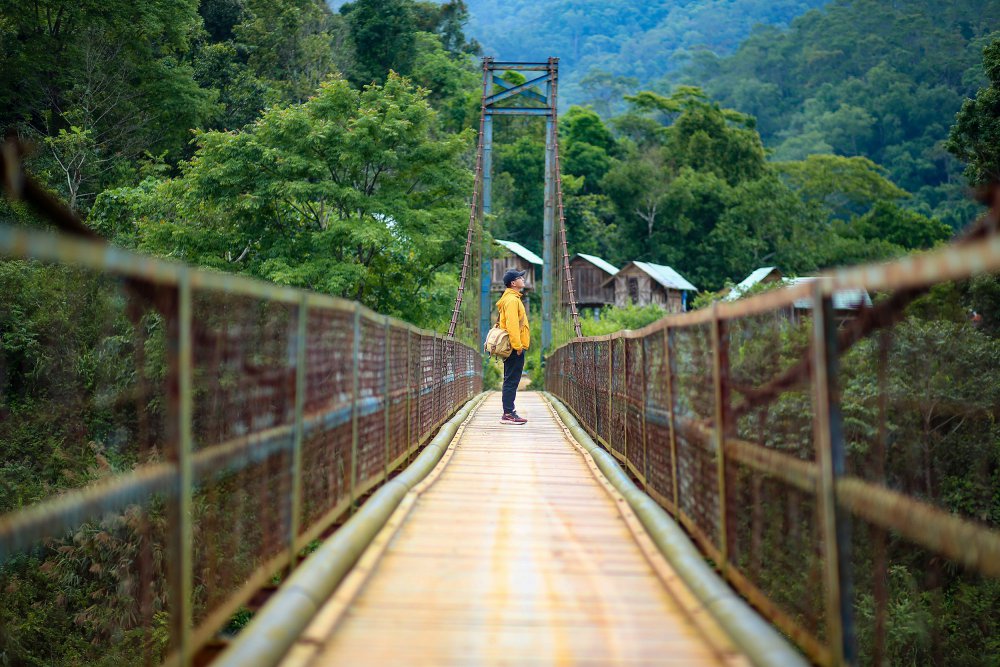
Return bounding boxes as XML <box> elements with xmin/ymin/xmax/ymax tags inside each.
<box><xmin>500</xmin><ymin>413</ymin><xmax>525</xmax><ymax>425</ymax></box>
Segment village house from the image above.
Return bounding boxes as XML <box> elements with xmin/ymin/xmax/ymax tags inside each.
<box><xmin>726</xmin><ymin>267</ymin><xmax>872</xmax><ymax>324</ymax></box>
<box><xmin>604</xmin><ymin>261</ymin><xmax>697</xmax><ymax>312</ymax></box>
<box><xmin>563</xmin><ymin>253</ymin><xmax>618</xmax><ymax>312</ymax></box>
<box><xmin>491</xmin><ymin>239</ymin><xmax>542</xmax><ymax>293</ymax></box>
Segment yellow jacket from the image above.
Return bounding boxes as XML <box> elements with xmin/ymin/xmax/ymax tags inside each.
<box><xmin>497</xmin><ymin>288</ymin><xmax>530</xmax><ymax>351</ymax></box>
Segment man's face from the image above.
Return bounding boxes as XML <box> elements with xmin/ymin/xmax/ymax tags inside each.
<box><xmin>512</xmin><ymin>275</ymin><xmax>526</xmax><ymax>289</ymax></box>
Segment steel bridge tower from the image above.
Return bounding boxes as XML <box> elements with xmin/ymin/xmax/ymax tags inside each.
<box><xmin>448</xmin><ymin>57</ymin><xmax>582</xmax><ymax>355</ymax></box>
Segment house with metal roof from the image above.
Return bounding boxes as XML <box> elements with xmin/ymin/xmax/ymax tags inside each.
<box><xmin>603</xmin><ymin>261</ymin><xmax>698</xmax><ymax>312</ymax></box>
<box><xmin>723</xmin><ymin>266</ymin><xmax>783</xmax><ymax>301</ymax></box>
<box><xmin>786</xmin><ymin>277</ymin><xmax>872</xmax><ymax>311</ymax></box>
<box><xmin>564</xmin><ymin>253</ymin><xmax>619</xmax><ymax>310</ymax></box>
<box><xmin>492</xmin><ymin>239</ymin><xmax>543</xmax><ymax>293</ymax></box>
<box><xmin>726</xmin><ymin>267</ymin><xmax>872</xmax><ymax>322</ymax></box>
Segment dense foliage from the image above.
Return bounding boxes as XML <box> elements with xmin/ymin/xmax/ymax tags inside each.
<box><xmin>490</xmin><ymin>87</ymin><xmax>952</xmax><ymax>293</ymax></box>
<box><xmin>463</xmin><ymin>0</ymin><xmax>827</xmax><ymax>112</ymax></box>
<box><xmin>91</xmin><ymin>74</ymin><xmax>473</xmax><ymax>322</ymax></box>
<box><xmin>662</xmin><ymin>0</ymin><xmax>1000</xmax><ymax>229</ymax></box>
<box><xmin>948</xmin><ymin>39</ymin><xmax>1000</xmax><ymax>187</ymax></box>
<box><xmin>2</xmin><ymin>0</ymin><xmax>1000</xmax><ymax>664</ymax></box>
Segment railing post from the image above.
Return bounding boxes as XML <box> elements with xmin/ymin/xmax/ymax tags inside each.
<box><xmin>811</xmin><ymin>282</ymin><xmax>856</xmax><ymax>666</ymax></box>
<box><xmin>593</xmin><ymin>342</ymin><xmax>600</xmax><ymax>435</ymax></box>
<box><xmin>711</xmin><ymin>303</ymin><xmax>730</xmax><ymax>571</ymax></box>
<box><xmin>288</xmin><ymin>296</ymin><xmax>307</xmax><ymax>570</ymax></box>
<box><xmin>664</xmin><ymin>326</ymin><xmax>679</xmax><ymax>512</ymax></box>
<box><xmin>167</xmin><ymin>272</ymin><xmax>194</xmax><ymax>666</ymax></box>
<box><xmin>384</xmin><ymin>316</ymin><xmax>391</xmax><ymax>481</ymax></box>
<box><xmin>350</xmin><ymin>305</ymin><xmax>360</xmax><ymax>506</ymax></box>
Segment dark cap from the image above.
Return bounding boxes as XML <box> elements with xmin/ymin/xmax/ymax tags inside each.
<box><xmin>503</xmin><ymin>268</ymin><xmax>527</xmax><ymax>287</ymax></box>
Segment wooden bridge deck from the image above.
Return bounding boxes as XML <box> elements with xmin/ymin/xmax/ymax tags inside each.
<box><xmin>281</xmin><ymin>392</ymin><xmax>747</xmax><ymax>666</ymax></box>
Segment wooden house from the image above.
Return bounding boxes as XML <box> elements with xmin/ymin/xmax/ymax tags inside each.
<box><xmin>604</xmin><ymin>261</ymin><xmax>697</xmax><ymax>312</ymax></box>
<box><xmin>491</xmin><ymin>240</ymin><xmax>542</xmax><ymax>292</ymax></box>
<box><xmin>563</xmin><ymin>253</ymin><xmax>618</xmax><ymax>310</ymax></box>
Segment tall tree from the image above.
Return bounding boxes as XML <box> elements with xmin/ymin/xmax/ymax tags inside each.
<box><xmin>341</xmin><ymin>0</ymin><xmax>419</xmax><ymax>85</ymax></box>
<box><xmin>0</xmin><ymin>0</ymin><xmax>217</xmax><ymax>211</ymax></box>
<box><xmin>948</xmin><ymin>38</ymin><xmax>1000</xmax><ymax>187</ymax></box>
<box><xmin>90</xmin><ymin>74</ymin><xmax>473</xmax><ymax>322</ymax></box>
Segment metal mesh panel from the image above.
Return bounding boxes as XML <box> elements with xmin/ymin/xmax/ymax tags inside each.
<box><xmin>644</xmin><ymin>331</ymin><xmax>675</xmax><ymax>508</ymax></box>
<box><xmin>191</xmin><ymin>295</ymin><xmax>296</xmax><ymax>450</ymax></box>
<box><xmin>0</xmin><ymin>247</ymin><xmax>482</xmax><ymax>666</ymax></box>
<box><xmin>624</xmin><ymin>337</ymin><xmax>645</xmax><ymax>476</ymax></box>
<box><xmin>356</xmin><ymin>315</ymin><xmax>387</xmax><ymax>486</ymax></box>
<box><xmin>0</xmin><ymin>265</ymin><xmax>169</xmax><ymax>663</ymax></box>
<box><xmin>547</xmin><ymin>252</ymin><xmax>1000</xmax><ymax>665</ymax></box>
<box><xmin>608</xmin><ymin>337</ymin><xmax>627</xmax><ymax>459</ymax></box>
<box><xmin>301</xmin><ymin>308</ymin><xmax>354</xmax><ymax>529</ymax></box>
<box><xmin>672</xmin><ymin>322</ymin><xmax>720</xmax><ymax>552</ymax></box>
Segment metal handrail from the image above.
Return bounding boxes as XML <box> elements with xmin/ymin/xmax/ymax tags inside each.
<box><xmin>546</xmin><ymin>204</ymin><xmax>1000</xmax><ymax>666</ymax></box>
<box><xmin>0</xmin><ymin>216</ymin><xmax>482</xmax><ymax>665</ymax></box>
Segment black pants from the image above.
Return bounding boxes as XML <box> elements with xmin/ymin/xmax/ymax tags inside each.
<box><xmin>502</xmin><ymin>350</ymin><xmax>525</xmax><ymax>414</ymax></box>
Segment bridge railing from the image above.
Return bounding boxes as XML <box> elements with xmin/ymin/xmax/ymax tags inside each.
<box><xmin>0</xmin><ymin>223</ymin><xmax>481</xmax><ymax>666</ymax></box>
<box><xmin>547</xmin><ymin>219</ymin><xmax>1000</xmax><ymax>666</ymax></box>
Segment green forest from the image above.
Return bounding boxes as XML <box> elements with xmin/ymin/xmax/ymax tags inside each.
<box><xmin>2</xmin><ymin>0</ymin><xmax>1000</xmax><ymax>664</ymax></box>
<box><xmin>663</xmin><ymin>0</ymin><xmax>1000</xmax><ymax>230</ymax></box>
<box><xmin>462</xmin><ymin>0</ymin><xmax>828</xmax><ymax>109</ymax></box>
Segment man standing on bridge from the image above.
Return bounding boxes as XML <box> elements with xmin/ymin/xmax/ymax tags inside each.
<box><xmin>498</xmin><ymin>269</ymin><xmax>530</xmax><ymax>425</ymax></box>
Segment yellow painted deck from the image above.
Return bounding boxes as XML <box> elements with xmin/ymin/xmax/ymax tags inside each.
<box><xmin>282</xmin><ymin>392</ymin><xmax>747</xmax><ymax>667</ymax></box>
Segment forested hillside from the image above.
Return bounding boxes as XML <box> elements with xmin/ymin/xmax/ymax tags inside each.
<box><xmin>662</xmin><ymin>0</ymin><xmax>1000</xmax><ymax>228</ymax></box>
<box><xmin>3</xmin><ymin>0</ymin><xmax>1000</xmax><ymax>664</ymax></box>
<box><xmin>463</xmin><ymin>0</ymin><xmax>827</xmax><ymax>111</ymax></box>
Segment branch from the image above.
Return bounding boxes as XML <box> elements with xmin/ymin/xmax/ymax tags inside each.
<box><xmin>231</xmin><ymin>244</ymin><xmax>251</xmax><ymax>263</ymax></box>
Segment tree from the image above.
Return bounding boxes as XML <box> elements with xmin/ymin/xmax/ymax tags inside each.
<box><xmin>0</xmin><ymin>0</ymin><xmax>217</xmax><ymax>211</ymax></box>
<box><xmin>601</xmin><ymin>144</ymin><xmax>672</xmax><ymax>247</ymax></box>
<box><xmin>852</xmin><ymin>201</ymin><xmax>953</xmax><ymax>250</ymax></box>
<box><xmin>626</xmin><ymin>88</ymin><xmax>767</xmax><ymax>185</ymax></box>
<box><xmin>947</xmin><ymin>38</ymin><xmax>1000</xmax><ymax>186</ymax></box>
<box><xmin>776</xmin><ymin>154</ymin><xmax>908</xmax><ymax>221</ymax></box>
<box><xmin>90</xmin><ymin>74</ymin><xmax>473</xmax><ymax>322</ymax></box>
<box><xmin>232</xmin><ymin>0</ymin><xmax>339</xmax><ymax>103</ymax></box>
<box><xmin>560</xmin><ymin>106</ymin><xmax>616</xmax><ymax>193</ymax></box>
<box><xmin>341</xmin><ymin>0</ymin><xmax>419</xmax><ymax>85</ymax></box>
<box><xmin>413</xmin><ymin>0</ymin><xmax>480</xmax><ymax>56</ymax></box>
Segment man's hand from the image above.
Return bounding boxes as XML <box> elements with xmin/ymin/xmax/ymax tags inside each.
<box><xmin>517</xmin><ymin>349</ymin><xmax>524</xmax><ymax>355</ymax></box>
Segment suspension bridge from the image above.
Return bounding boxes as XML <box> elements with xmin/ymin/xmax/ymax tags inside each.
<box><xmin>1</xmin><ymin>59</ymin><xmax>1000</xmax><ymax>667</ymax></box>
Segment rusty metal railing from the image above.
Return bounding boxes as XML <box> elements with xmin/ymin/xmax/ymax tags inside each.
<box><xmin>546</xmin><ymin>203</ymin><xmax>1000</xmax><ymax>666</ymax></box>
<box><xmin>0</xmin><ymin>194</ymin><xmax>481</xmax><ymax>663</ymax></box>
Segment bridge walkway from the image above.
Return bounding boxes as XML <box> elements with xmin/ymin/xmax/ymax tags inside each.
<box><xmin>280</xmin><ymin>392</ymin><xmax>747</xmax><ymax>666</ymax></box>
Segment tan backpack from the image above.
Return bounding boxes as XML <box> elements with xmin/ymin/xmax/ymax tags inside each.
<box><xmin>484</xmin><ymin>312</ymin><xmax>512</xmax><ymax>359</ymax></box>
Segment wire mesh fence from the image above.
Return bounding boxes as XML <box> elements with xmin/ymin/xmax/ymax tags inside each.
<box><xmin>547</xmin><ymin>218</ymin><xmax>1000</xmax><ymax>666</ymax></box>
<box><xmin>0</xmin><ymin>225</ymin><xmax>482</xmax><ymax>666</ymax></box>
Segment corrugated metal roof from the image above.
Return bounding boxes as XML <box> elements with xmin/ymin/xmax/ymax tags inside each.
<box><xmin>724</xmin><ymin>268</ymin><xmax>871</xmax><ymax>310</ymax></box>
<box><xmin>495</xmin><ymin>239</ymin><xmax>543</xmax><ymax>265</ymax></box>
<box><xmin>574</xmin><ymin>253</ymin><xmax>619</xmax><ymax>276</ymax></box>
<box><xmin>724</xmin><ymin>266</ymin><xmax>780</xmax><ymax>301</ymax></box>
<box><xmin>787</xmin><ymin>277</ymin><xmax>873</xmax><ymax>310</ymax></box>
<box><xmin>632</xmin><ymin>261</ymin><xmax>698</xmax><ymax>292</ymax></box>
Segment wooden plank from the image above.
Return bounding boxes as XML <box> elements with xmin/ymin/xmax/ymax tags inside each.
<box><xmin>283</xmin><ymin>393</ymin><xmax>748</xmax><ymax>667</ymax></box>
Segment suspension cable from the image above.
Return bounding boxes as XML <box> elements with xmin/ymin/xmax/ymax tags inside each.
<box><xmin>447</xmin><ymin>58</ymin><xmax>492</xmax><ymax>338</ymax></box>
<box><xmin>548</xmin><ymin>58</ymin><xmax>584</xmax><ymax>338</ymax></box>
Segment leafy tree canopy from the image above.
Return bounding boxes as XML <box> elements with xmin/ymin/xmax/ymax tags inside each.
<box><xmin>947</xmin><ymin>38</ymin><xmax>1000</xmax><ymax>186</ymax></box>
<box><xmin>90</xmin><ymin>74</ymin><xmax>472</xmax><ymax>323</ymax></box>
